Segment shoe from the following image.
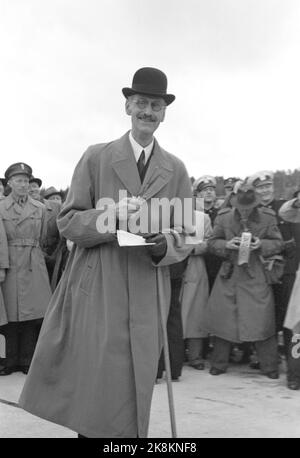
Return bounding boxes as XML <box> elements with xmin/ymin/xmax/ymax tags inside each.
<box><xmin>191</xmin><ymin>362</ymin><xmax>205</xmax><ymax>370</ymax></box>
<box><xmin>209</xmin><ymin>367</ymin><xmax>226</xmax><ymax>376</ymax></box>
<box><xmin>249</xmin><ymin>361</ymin><xmax>260</xmax><ymax>370</ymax></box>
<box><xmin>172</xmin><ymin>377</ymin><xmax>180</xmax><ymax>382</ymax></box>
<box><xmin>0</xmin><ymin>366</ymin><xmax>15</xmax><ymax>376</ymax></box>
<box><xmin>265</xmin><ymin>371</ymin><xmax>279</xmax><ymax>379</ymax></box>
<box><xmin>19</xmin><ymin>365</ymin><xmax>30</xmax><ymax>374</ymax></box>
<box><xmin>287</xmin><ymin>380</ymin><xmax>300</xmax><ymax>390</ymax></box>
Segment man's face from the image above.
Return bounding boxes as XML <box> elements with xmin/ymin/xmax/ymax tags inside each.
<box><xmin>48</xmin><ymin>194</ymin><xmax>62</xmax><ymax>204</ymax></box>
<box><xmin>198</xmin><ymin>186</ymin><xmax>216</xmax><ymax>204</ymax></box>
<box><xmin>224</xmin><ymin>187</ymin><xmax>233</xmax><ymax>197</ymax></box>
<box><xmin>8</xmin><ymin>174</ymin><xmax>29</xmax><ymax>197</ymax></box>
<box><xmin>255</xmin><ymin>183</ymin><xmax>274</xmax><ymax>204</ymax></box>
<box><xmin>29</xmin><ymin>182</ymin><xmax>40</xmax><ymax>200</ymax></box>
<box><xmin>126</xmin><ymin>95</ymin><xmax>166</xmax><ymax>137</ymax></box>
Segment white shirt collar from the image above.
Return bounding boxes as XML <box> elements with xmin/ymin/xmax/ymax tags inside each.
<box><xmin>129</xmin><ymin>131</ymin><xmax>154</xmax><ymax>163</ymax></box>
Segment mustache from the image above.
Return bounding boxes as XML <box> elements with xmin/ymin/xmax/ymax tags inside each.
<box><xmin>138</xmin><ymin>114</ymin><xmax>157</xmax><ymax>122</ymax></box>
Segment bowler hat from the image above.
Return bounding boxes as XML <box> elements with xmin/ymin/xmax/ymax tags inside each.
<box><xmin>44</xmin><ymin>186</ymin><xmax>63</xmax><ymax>200</ymax></box>
<box><xmin>5</xmin><ymin>162</ymin><xmax>32</xmax><ymax>180</ymax></box>
<box><xmin>231</xmin><ymin>184</ymin><xmax>260</xmax><ymax>210</ymax></box>
<box><xmin>29</xmin><ymin>176</ymin><xmax>42</xmax><ymax>187</ymax></box>
<box><xmin>122</xmin><ymin>67</ymin><xmax>175</xmax><ymax>105</ymax></box>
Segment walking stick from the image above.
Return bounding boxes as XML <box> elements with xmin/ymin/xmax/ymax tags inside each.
<box><xmin>157</xmin><ymin>270</ymin><xmax>177</xmax><ymax>438</ymax></box>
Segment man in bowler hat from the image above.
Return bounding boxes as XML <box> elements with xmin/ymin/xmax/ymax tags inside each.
<box><xmin>19</xmin><ymin>67</ymin><xmax>193</xmax><ymax>437</ymax></box>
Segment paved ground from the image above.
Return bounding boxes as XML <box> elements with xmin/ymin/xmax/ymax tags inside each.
<box><xmin>0</xmin><ymin>359</ymin><xmax>300</xmax><ymax>438</ymax></box>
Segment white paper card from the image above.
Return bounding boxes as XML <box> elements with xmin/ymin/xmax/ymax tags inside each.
<box><xmin>117</xmin><ymin>230</ymin><xmax>155</xmax><ymax>247</ymax></box>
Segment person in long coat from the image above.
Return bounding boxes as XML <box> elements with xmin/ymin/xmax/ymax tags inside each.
<box><xmin>0</xmin><ymin>163</ymin><xmax>52</xmax><ymax>375</ymax></box>
<box><xmin>19</xmin><ymin>67</ymin><xmax>193</xmax><ymax>438</ymax></box>
<box><xmin>278</xmin><ymin>195</ymin><xmax>300</xmax><ymax>389</ymax></box>
<box><xmin>205</xmin><ymin>184</ymin><xmax>284</xmax><ymax>378</ymax></box>
<box><xmin>248</xmin><ymin>171</ymin><xmax>300</xmax><ymax>388</ymax></box>
<box><xmin>0</xmin><ymin>215</ymin><xmax>9</xmax><ymax>326</ymax></box>
<box><xmin>29</xmin><ymin>177</ymin><xmax>61</xmax><ymax>281</ymax></box>
<box><xmin>180</xmin><ymin>206</ymin><xmax>212</xmax><ymax>370</ymax></box>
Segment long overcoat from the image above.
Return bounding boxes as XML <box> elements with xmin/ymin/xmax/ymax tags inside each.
<box><xmin>180</xmin><ymin>211</ymin><xmax>212</xmax><ymax>338</ymax></box>
<box><xmin>279</xmin><ymin>199</ymin><xmax>300</xmax><ymax>331</ymax></box>
<box><xmin>0</xmin><ymin>195</ymin><xmax>52</xmax><ymax>322</ymax></box>
<box><xmin>0</xmin><ymin>216</ymin><xmax>9</xmax><ymax>326</ymax></box>
<box><xmin>205</xmin><ymin>206</ymin><xmax>283</xmax><ymax>343</ymax></box>
<box><xmin>19</xmin><ymin>132</ymin><xmax>193</xmax><ymax>438</ymax></box>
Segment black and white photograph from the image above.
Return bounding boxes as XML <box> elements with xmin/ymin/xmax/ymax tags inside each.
<box><xmin>0</xmin><ymin>0</ymin><xmax>300</xmax><ymax>441</ymax></box>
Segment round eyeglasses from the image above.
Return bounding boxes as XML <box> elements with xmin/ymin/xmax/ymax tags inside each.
<box><xmin>133</xmin><ymin>97</ymin><xmax>166</xmax><ymax>112</ymax></box>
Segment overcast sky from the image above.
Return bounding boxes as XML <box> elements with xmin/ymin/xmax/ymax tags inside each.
<box><xmin>0</xmin><ymin>0</ymin><xmax>299</xmax><ymax>188</ymax></box>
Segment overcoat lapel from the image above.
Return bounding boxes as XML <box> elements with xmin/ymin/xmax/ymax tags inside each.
<box><xmin>111</xmin><ymin>133</ymin><xmax>142</xmax><ymax>197</ymax></box>
<box><xmin>16</xmin><ymin>198</ymin><xmax>40</xmax><ymax>226</ymax></box>
<box><xmin>140</xmin><ymin>140</ymin><xmax>173</xmax><ymax>200</ymax></box>
<box><xmin>111</xmin><ymin>132</ymin><xmax>174</xmax><ymax>200</ymax></box>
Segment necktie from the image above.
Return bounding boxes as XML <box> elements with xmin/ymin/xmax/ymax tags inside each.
<box><xmin>137</xmin><ymin>150</ymin><xmax>146</xmax><ymax>181</ymax></box>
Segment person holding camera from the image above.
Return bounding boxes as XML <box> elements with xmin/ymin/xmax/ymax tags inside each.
<box><xmin>205</xmin><ymin>183</ymin><xmax>284</xmax><ymax>378</ymax></box>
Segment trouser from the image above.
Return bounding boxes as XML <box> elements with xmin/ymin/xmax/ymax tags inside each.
<box><xmin>273</xmin><ymin>274</ymin><xmax>296</xmax><ymax>331</ymax></box>
<box><xmin>283</xmin><ymin>328</ymin><xmax>300</xmax><ymax>382</ymax></box>
<box><xmin>157</xmin><ymin>278</ymin><xmax>184</xmax><ymax>379</ymax></box>
<box><xmin>211</xmin><ymin>335</ymin><xmax>278</xmax><ymax>373</ymax></box>
<box><xmin>1</xmin><ymin>319</ymin><xmax>42</xmax><ymax>368</ymax></box>
<box><xmin>185</xmin><ymin>338</ymin><xmax>205</xmax><ymax>366</ymax></box>
<box><xmin>273</xmin><ymin>273</ymin><xmax>300</xmax><ymax>381</ymax></box>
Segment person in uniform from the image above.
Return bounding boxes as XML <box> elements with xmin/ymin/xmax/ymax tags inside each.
<box><xmin>205</xmin><ymin>183</ymin><xmax>283</xmax><ymax>378</ymax></box>
<box><xmin>28</xmin><ymin>179</ymin><xmax>61</xmax><ymax>281</ymax></box>
<box><xmin>44</xmin><ymin>186</ymin><xmax>64</xmax><ymax>205</ymax></box>
<box><xmin>19</xmin><ymin>67</ymin><xmax>193</xmax><ymax>438</ymax></box>
<box><xmin>248</xmin><ymin>171</ymin><xmax>300</xmax><ymax>389</ymax></box>
<box><xmin>0</xmin><ymin>213</ymin><xmax>9</xmax><ymax>326</ymax></box>
<box><xmin>0</xmin><ymin>163</ymin><xmax>52</xmax><ymax>375</ymax></box>
<box><xmin>0</xmin><ymin>178</ymin><xmax>6</xmax><ymax>200</ymax></box>
<box><xmin>180</xmin><ymin>201</ymin><xmax>212</xmax><ymax>370</ymax></box>
<box><xmin>277</xmin><ymin>194</ymin><xmax>300</xmax><ymax>389</ymax></box>
<box><xmin>193</xmin><ymin>176</ymin><xmax>222</xmax><ymax>291</ymax></box>
<box><xmin>29</xmin><ymin>176</ymin><xmax>42</xmax><ymax>201</ymax></box>
<box><xmin>223</xmin><ymin>177</ymin><xmax>241</xmax><ymax>197</ymax></box>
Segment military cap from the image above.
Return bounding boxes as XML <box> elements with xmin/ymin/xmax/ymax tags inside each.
<box><xmin>44</xmin><ymin>186</ymin><xmax>63</xmax><ymax>200</ymax></box>
<box><xmin>247</xmin><ymin>170</ymin><xmax>274</xmax><ymax>188</ymax></box>
<box><xmin>29</xmin><ymin>176</ymin><xmax>42</xmax><ymax>187</ymax></box>
<box><xmin>193</xmin><ymin>175</ymin><xmax>217</xmax><ymax>193</ymax></box>
<box><xmin>224</xmin><ymin>177</ymin><xmax>240</xmax><ymax>189</ymax></box>
<box><xmin>4</xmin><ymin>162</ymin><xmax>32</xmax><ymax>180</ymax></box>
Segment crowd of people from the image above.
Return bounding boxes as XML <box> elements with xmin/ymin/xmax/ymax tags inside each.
<box><xmin>1</xmin><ymin>164</ymin><xmax>299</xmax><ymax>388</ymax></box>
<box><xmin>160</xmin><ymin>172</ymin><xmax>300</xmax><ymax>392</ymax></box>
<box><xmin>0</xmin><ymin>67</ymin><xmax>299</xmax><ymax>438</ymax></box>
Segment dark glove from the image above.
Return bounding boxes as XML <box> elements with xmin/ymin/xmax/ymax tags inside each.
<box><xmin>144</xmin><ymin>233</ymin><xmax>167</xmax><ymax>259</ymax></box>
<box><xmin>283</xmin><ymin>238</ymin><xmax>296</xmax><ymax>259</ymax></box>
